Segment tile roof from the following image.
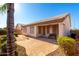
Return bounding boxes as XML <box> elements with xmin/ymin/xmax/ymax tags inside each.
<box><xmin>22</xmin><ymin>13</ymin><xmax>70</xmax><ymax>26</ymax></box>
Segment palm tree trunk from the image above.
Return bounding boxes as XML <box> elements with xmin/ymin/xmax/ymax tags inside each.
<box><xmin>7</xmin><ymin>3</ymin><xmax>15</xmax><ymax>56</ymax></box>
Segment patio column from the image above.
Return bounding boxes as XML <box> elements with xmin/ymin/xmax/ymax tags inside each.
<box><xmin>58</xmin><ymin>23</ymin><xmax>63</xmax><ymax>36</ymax></box>
<box><xmin>45</xmin><ymin>26</ymin><xmax>47</xmax><ymax>36</ymax></box>
<box><xmin>49</xmin><ymin>25</ymin><xmax>53</xmax><ymax>34</ymax></box>
<box><xmin>34</xmin><ymin>26</ymin><xmax>38</xmax><ymax>37</ymax></box>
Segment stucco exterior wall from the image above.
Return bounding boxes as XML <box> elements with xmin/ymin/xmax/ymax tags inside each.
<box><xmin>19</xmin><ymin>15</ymin><xmax>71</xmax><ymax>37</ymax></box>
<box><xmin>21</xmin><ymin>27</ymin><xmax>27</xmax><ymax>35</ymax></box>
<box><xmin>59</xmin><ymin>16</ymin><xmax>71</xmax><ymax>36</ymax></box>
<box><xmin>63</xmin><ymin>15</ymin><xmax>71</xmax><ymax>35</ymax></box>
<box><xmin>59</xmin><ymin>23</ymin><xmax>64</xmax><ymax>36</ymax></box>
<box><xmin>26</xmin><ymin>26</ymin><xmax>37</xmax><ymax>37</ymax></box>
<box><xmin>15</xmin><ymin>24</ymin><xmax>23</xmax><ymax>34</ymax></box>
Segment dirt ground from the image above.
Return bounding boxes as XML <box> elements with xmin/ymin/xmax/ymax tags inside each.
<box><xmin>15</xmin><ymin>35</ymin><xmax>65</xmax><ymax>56</ymax></box>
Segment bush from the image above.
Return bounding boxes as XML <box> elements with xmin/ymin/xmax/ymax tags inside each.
<box><xmin>0</xmin><ymin>29</ymin><xmax>7</xmax><ymax>35</ymax></box>
<box><xmin>1</xmin><ymin>35</ymin><xmax>7</xmax><ymax>53</ymax></box>
<box><xmin>0</xmin><ymin>37</ymin><xmax>1</xmax><ymax>49</ymax></box>
<box><xmin>2</xmin><ymin>43</ymin><xmax>7</xmax><ymax>53</ymax></box>
<box><xmin>71</xmin><ymin>30</ymin><xmax>79</xmax><ymax>36</ymax></box>
<box><xmin>1</xmin><ymin>35</ymin><xmax>7</xmax><ymax>44</ymax></box>
<box><xmin>14</xmin><ymin>32</ymin><xmax>18</xmax><ymax>37</ymax></box>
<box><xmin>57</xmin><ymin>36</ymin><xmax>77</xmax><ymax>56</ymax></box>
<box><xmin>1</xmin><ymin>35</ymin><xmax>16</xmax><ymax>43</ymax></box>
<box><xmin>0</xmin><ymin>28</ymin><xmax>18</xmax><ymax>37</ymax></box>
<box><xmin>1</xmin><ymin>41</ymin><xmax>18</xmax><ymax>56</ymax></box>
<box><xmin>1</xmin><ymin>35</ymin><xmax>16</xmax><ymax>53</ymax></box>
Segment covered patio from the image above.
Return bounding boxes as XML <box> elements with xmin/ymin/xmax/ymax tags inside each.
<box><xmin>36</xmin><ymin>24</ymin><xmax>59</xmax><ymax>38</ymax></box>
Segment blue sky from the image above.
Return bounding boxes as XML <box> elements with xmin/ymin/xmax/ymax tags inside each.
<box><xmin>0</xmin><ymin>3</ymin><xmax>79</xmax><ymax>29</ymax></box>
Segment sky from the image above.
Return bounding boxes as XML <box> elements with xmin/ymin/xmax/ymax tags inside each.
<box><xmin>0</xmin><ymin>3</ymin><xmax>79</xmax><ymax>29</ymax></box>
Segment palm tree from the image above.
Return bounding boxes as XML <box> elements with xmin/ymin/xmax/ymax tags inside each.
<box><xmin>0</xmin><ymin>3</ymin><xmax>15</xmax><ymax>56</ymax></box>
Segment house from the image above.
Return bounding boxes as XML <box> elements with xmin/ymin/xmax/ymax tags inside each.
<box><xmin>16</xmin><ymin>13</ymin><xmax>71</xmax><ymax>38</ymax></box>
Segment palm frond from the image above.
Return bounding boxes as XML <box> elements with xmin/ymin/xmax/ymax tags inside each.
<box><xmin>0</xmin><ymin>3</ymin><xmax>7</xmax><ymax>14</ymax></box>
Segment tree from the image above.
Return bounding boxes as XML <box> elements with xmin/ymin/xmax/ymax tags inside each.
<box><xmin>0</xmin><ymin>3</ymin><xmax>15</xmax><ymax>56</ymax></box>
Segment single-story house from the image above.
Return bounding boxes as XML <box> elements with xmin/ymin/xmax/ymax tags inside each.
<box><xmin>16</xmin><ymin>13</ymin><xmax>71</xmax><ymax>38</ymax></box>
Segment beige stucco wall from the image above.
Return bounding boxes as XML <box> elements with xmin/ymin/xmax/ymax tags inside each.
<box><xmin>59</xmin><ymin>16</ymin><xmax>71</xmax><ymax>36</ymax></box>
<box><xmin>59</xmin><ymin>23</ymin><xmax>64</xmax><ymax>36</ymax></box>
<box><xmin>21</xmin><ymin>27</ymin><xmax>27</xmax><ymax>35</ymax></box>
<box><xmin>22</xmin><ymin>15</ymin><xmax>71</xmax><ymax>37</ymax></box>
<box><xmin>26</xmin><ymin>26</ymin><xmax>37</xmax><ymax>37</ymax></box>
<box><xmin>15</xmin><ymin>24</ymin><xmax>23</xmax><ymax>34</ymax></box>
<box><xmin>63</xmin><ymin>15</ymin><xmax>71</xmax><ymax>35</ymax></box>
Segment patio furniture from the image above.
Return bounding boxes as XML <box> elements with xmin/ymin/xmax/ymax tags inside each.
<box><xmin>48</xmin><ymin>33</ymin><xmax>57</xmax><ymax>39</ymax></box>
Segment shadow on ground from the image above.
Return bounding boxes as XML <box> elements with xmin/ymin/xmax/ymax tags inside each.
<box><xmin>47</xmin><ymin>47</ymin><xmax>66</xmax><ymax>56</ymax></box>
<box><xmin>16</xmin><ymin>44</ymin><xmax>28</xmax><ymax>56</ymax></box>
<box><xmin>26</xmin><ymin>35</ymin><xmax>57</xmax><ymax>44</ymax></box>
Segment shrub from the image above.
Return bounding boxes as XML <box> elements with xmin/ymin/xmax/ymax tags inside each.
<box><xmin>57</xmin><ymin>36</ymin><xmax>77</xmax><ymax>56</ymax></box>
<box><xmin>0</xmin><ymin>28</ymin><xmax>18</xmax><ymax>37</ymax></box>
<box><xmin>14</xmin><ymin>32</ymin><xmax>18</xmax><ymax>37</ymax></box>
<box><xmin>1</xmin><ymin>35</ymin><xmax>7</xmax><ymax>44</ymax></box>
<box><xmin>1</xmin><ymin>40</ymin><xmax>18</xmax><ymax>56</ymax></box>
<box><xmin>1</xmin><ymin>35</ymin><xmax>16</xmax><ymax>53</ymax></box>
<box><xmin>0</xmin><ymin>29</ymin><xmax>7</xmax><ymax>35</ymax></box>
<box><xmin>1</xmin><ymin>35</ymin><xmax>7</xmax><ymax>53</ymax></box>
<box><xmin>71</xmin><ymin>30</ymin><xmax>79</xmax><ymax>36</ymax></box>
<box><xmin>1</xmin><ymin>35</ymin><xmax>16</xmax><ymax>43</ymax></box>
<box><xmin>0</xmin><ymin>37</ymin><xmax>1</xmax><ymax>49</ymax></box>
<box><xmin>2</xmin><ymin>43</ymin><xmax>7</xmax><ymax>53</ymax></box>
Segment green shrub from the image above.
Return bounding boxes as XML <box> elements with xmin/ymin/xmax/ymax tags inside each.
<box><xmin>1</xmin><ymin>35</ymin><xmax>7</xmax><ymax>44</ymax></box>
<box><xmin>1</xmin><ymin>35</ymin><xmax>16</xmax><ymax>43</ymax></box>
<box><xmin>57</xmin><ymin>36</ymin><xmax>77</xmax><ymax>56</ymax></box>
<box><xmin>1</xmin><ymin>40</ymin><xmax>18</xmax><ymax>55</ymax></box>
<box><xmin>0</xmin><ymin>29</ymin><xmax>7</xmax><ymax>35</ymax></box>
<box><xmin>14</xmin><ymin>32</ymin><xmax>18</xmax><ymax>37</ymax></box>
<box><xmin>2</xmin><ymin>43</ymin><xmax>7</xmax><ymax>53</ymax></box>
<box><xmin>0</xmin><ymin>37</ymin><xmax>1</xmax><ymax>49</ymax></box>
<box><xmin>0</xmin><ymin>28</ymin><xmax>18</xmax><ymax>37</ymax></box>
<box><xmin>1</xmin><ymin>35</ymin><xmax>7</xmax><ymax>53</ymax></box>
<box><xmin>1</xmin><ymin>35</ymin><xmax>16</xmax><ymax>53</ymax></box>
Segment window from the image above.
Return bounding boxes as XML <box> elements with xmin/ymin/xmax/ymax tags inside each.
<box><xmin>30</xmin><ymin>26</ymin><xmax>34</xmax><ymax>34</ymax></box>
